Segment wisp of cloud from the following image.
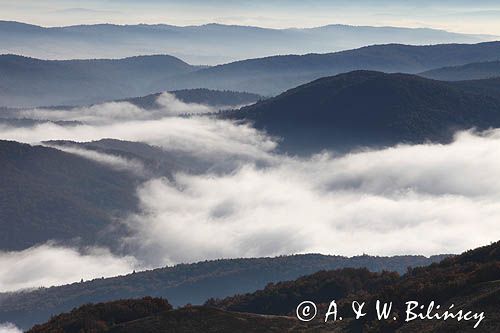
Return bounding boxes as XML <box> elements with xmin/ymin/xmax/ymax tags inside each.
<box><xmin>45</xmin><ymin>144</ymin><xmax>147</xmax><ymax>177</ymax></box>
<box><xmin>0</xmin><ymin>244</ymin><xmax>138</xmax><ymax>292</ymax></box>
<box><xmin>17</xmin><ymin>92</ymin><xmax>216</xmax><ymax>124</ymax></box>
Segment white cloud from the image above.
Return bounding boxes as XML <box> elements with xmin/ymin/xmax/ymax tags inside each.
<box><xmin>0</xmin><ymin>244</ymin><xmax>138</xmax><ymax>292</ymax></box>
<box><xmin>1</xmin><ymin>93</ymin><xmax>274</xmax><ymax>161</ymax></box>
<box><xmin>156</xmin><ymin>92</ymin><xmax>215</xmax><ymax>115</ymax></box>
<box><xmin>0</xmin><ymin>116</ymin><xmax>276</xmax><ymax>162</ymax></box>
<box><xmin>17</xmin><ymin>92</ymin><xmax>216</xmax><ymax>125</ymax></box>
<box><xmin>0</xmin><ymin>323</ymin><xmax>22</xmax><ymax>333</ymax></box>
<box><xmin>46</xmin><ymin>144</ymin><xmax>146</xmax><ymax>177</ymax></box>
<box><xmin>19</xmin><ymin>102</ymin><xmax>149</xmax><ymax>125</ymax></box>
<box><xmin>123</xmin><ymin>130</ymin><xmax>500</xmax><ymax>266</ymax></box>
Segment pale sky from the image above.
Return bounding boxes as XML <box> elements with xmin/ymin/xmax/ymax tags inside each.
<box><xmin>1</xmin><ymin>0</ymin><xmax>500</xmax><ymax>35</ymax></box>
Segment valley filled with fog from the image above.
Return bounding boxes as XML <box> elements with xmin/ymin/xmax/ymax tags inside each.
<box><xmin>1</xmin><ymin>93</ymin><xmax>499</xmax><ymax>292</ymax></box>
<box><xmin>2</xmin><ymin>3</ymin><xmax>500</xmax><ymax>330</ymax></box>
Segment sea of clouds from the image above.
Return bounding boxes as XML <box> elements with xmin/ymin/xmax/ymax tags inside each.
<box><xmin>0</xmin><ymin>93</ymin><xmax>499</xmax><ymax>292</ymax></box>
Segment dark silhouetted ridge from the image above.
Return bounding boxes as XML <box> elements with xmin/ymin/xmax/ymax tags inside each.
<box><xmin>226</xmin><ymin>71</ymin><xmax>500</xmax><ymax>153</ymax></box>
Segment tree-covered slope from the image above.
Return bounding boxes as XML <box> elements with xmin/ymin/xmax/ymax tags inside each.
<box><xmin>0</xmin><ymin>254</ymin><xmax>445</xmax><ymax>329</ymax></box>
<box><xmin>420</xmin><ymin>61</ymin><xmax>500</xmax><ymax>81</ymax></box>
<box><xmin>209</xmin><ymin>241</ymin><xmax>500</xmax><ymax>332</ymax></box>
<box><xmin>0</xmin><ymin>140</ymin><xmax>139</xmax><ymax>251</ymax></box>
<box><xmin>226</xmin><ymin>71</ymin><xmax>500</xmax><ymax>153</ymax></box>
<box><xmin>25</xmin><ymin>241</ymin><xmax>499</xmax><ymax>332</ymax></box>
<box><xmin>123</xmin><ymin>89</ymin><xmax>262</xmax><ymax>110</ymax></box>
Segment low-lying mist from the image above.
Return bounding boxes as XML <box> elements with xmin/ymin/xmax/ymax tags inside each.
<box><xmin>125</xmin><ymin>131</ymin><xmax>500</xmax><ymax>266</ymax></box>
<box><xmin>17</xmin><ymin>92</ymin><xmax>215</xmax><ymax>124</ymax></box>
<box><xmin>0</xmin><ymin>93</ymin><xmax>499</xmax><ymax>292</ymax></box>
<box><xmin>0</xmin><ymin>244</ymin><xmax>138</xmax><ymax>292</ymax></box>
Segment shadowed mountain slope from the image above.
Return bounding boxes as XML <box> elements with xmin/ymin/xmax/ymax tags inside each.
<box><xmin>29</xmin><ymin>304</ymin><xmax>340</xmax><ymax>333</ymax></box>
<box><xmin>0</xmin><ymin>140</ymin><xmax>139</xmax><ymax>251</ymax></box>
<box><xmin>225</xmin><ymin>71</ymin><xmax>500</xmax><ymax>153</ymax></box>
<box><xmin>28</xmin><ymin>297</ymin><xmax>173</xmax><ymax>333</ymax></box>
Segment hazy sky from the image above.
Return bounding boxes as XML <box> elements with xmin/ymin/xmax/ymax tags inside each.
<box><xmin>1</xmin><ymin>0</ymin><xmax>500</xmax><ymax>34</ymax></box>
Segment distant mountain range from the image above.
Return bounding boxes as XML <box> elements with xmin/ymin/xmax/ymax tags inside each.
<box><xmin>0</xmin><ymin>54</ymin><xmax>200</xmax><ymax>108</ymax></box>
<box><xmin>420</xmin><ymin>60</ymin><xmax>500</xmax><ymax>81</ymax></box>
<box><xmin>3</xmin><ymin>41</ymin><xmax>500</xmax><ymax>107</ymax></box>
<box><xmin>176</xmin><ymin>41</ymin><xmax>500</xmax><ymax>95</ymax></box>
<box><xmin>0</xmin><ymin>20</ymin><xmax>496</xmax><ymax>65</ymax></box>
<box><xmin>25</xmin><ymin>241</ymin><xmax>500</xmax><ymax>332</ymax></box>
<box><xmin>1</xmin><ymin>253</ymin><xmax>446</xmax><ymax>329</ymax></box>
<box><xmin>226</xmin><ymin>71</ymin><xmax>500</xmax><ymax>153</ymax></box>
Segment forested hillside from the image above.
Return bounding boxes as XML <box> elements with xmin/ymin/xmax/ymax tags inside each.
<box><xmin>226</xmin><ymin>71</ymin><xmax>500</xmax><ymax>153</ymax></box>
<box><xmin>0</xmin><ymin>140</ymin><xmax>138</xmax><ymax>251</ymax></box>
<box><xmin>0</xmin><ymin>254</ymin><xmax>445</xmax><ymax>329</ymax></box>
<box><xmin>25</xmin><ymin>241</ymin><xmax>499</xmax><ymax>332</ymax></box>
<box><xmin>420</xmin><ymin>61</ymin><xmax>500</xmax><ymax>81</ymax></box>
<box><xmin>209</xmin><ymin>241</ymin><xmax>500</xmax><ymax>332</ymax></box>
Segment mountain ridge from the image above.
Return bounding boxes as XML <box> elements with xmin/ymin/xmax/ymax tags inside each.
<box><xmin>179</xmin><ymin>41</ymin><xmax>500</xmax><ymax>95</ymax></box>
<box><xmin>23</xmin><ymin>240</ymin><xmax>500</xmax><ymax>332</ymax></box>
<box><xmin>2</xmin><ymin>20</ymin><xmax>496</xmax><ymax>34</ymax></box>
<box><xmin>0</xmin><ymin>54</ymin><xmax>198</xmax><ymax>107</ymax></box>
<box><xmin>1</xmin><ymin>19</ymin><xmax>495</xmax><ymax>65</ymax></box>
<box><xmin>206</xmin><ymin>241</ymin><xmax>500</xmax><ymax>331</ymax></box>
<box><xmin>0</xmin><ymin>253</ymin><xmax>446</xmax><ymax>329</ymax></box>
<box><xmin>225</xmin><ymin>70</ymin><xmax>500</xmax><ymax>153</ymax></box>
<box><xmin>420</xmin><ymin>60</ymin><xmax>500</xmax><ymax>81</ymax></box>
<box><xmin>3</xmin><ymin>41</ymin><xmax>500</xmax><ymax>107</ymax></box>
